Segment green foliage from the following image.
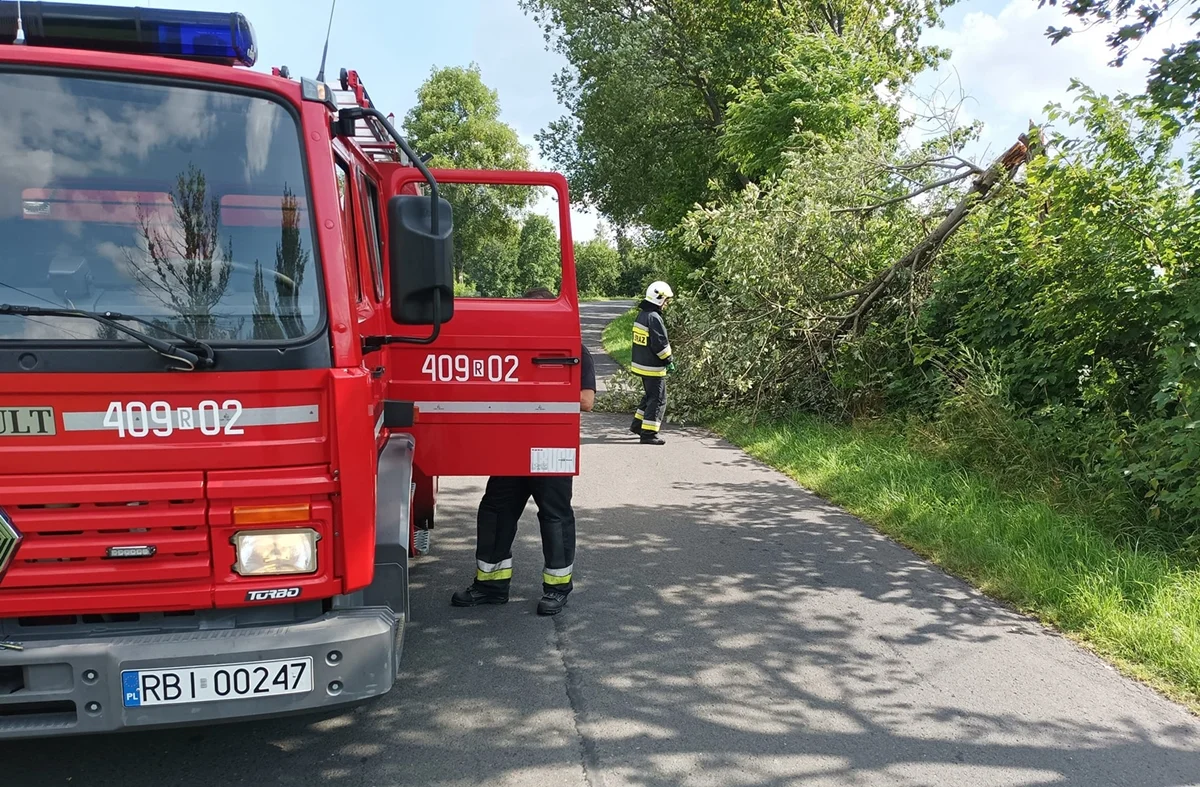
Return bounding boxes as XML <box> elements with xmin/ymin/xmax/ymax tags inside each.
<box><xmin>602</xmin><ymin>306</ymin><xmax>636</xmax><ymax>369</ymax></box>
<box><xmin>516</xmin><ymin>214</ymin><xmax>562</xmax><ymax>294</ymax></box>
<box><xmin>721</xmin><ymin>33</ymin><xmax>903</xmax><ymax>180</ymax></box>
<box><xmin>402</xmin><ymin>63</ymin><xmax>530</xmax><ymax>171</ymax></box>
<box><xmin>574</xmin><ymin>237</ymin><xmax>621</xmax><ymax>297</ymax></box>
<box><xmin>1041</xmin><ymin>0</ymin><xmax>1200</xmax><ymax>122</ymax></box>
<box><xmin>521</xmin><ymin>0</ymin><xmax>950</xmax><ymax>232</ymax></box>
<box><xmin>402</xmin><ymin>64</ymin><xmax>532</xmax><ymax>282</ymax></box>
<box><xmin>658</xmin><ymin>83</ymin><xmax>1200</xmax><ymax>529</ymax></box>
<box><xmin>614</xmin><ymin>230</ymin><xmax>653</xmax><ymax>297</ymax></box>
<box><xmin>666</xmin><ymin>121</ymin><xmax>934</xmax><ymax>418</ymax></box>
<box><xmin>1119</xmin><ymin>319</ymin><xmax>1200</xmax><ymax>528</ymax></box>
<box><xmin>465</xmin><ymin>229</ymin><xmax>520</xmax><ymax>297</ymax></box>
<box><xmin>920</xmin><ymin>86</ymin><xmax>1199</xmax><ymax>528</ymax></box>
<box><xmin>717</xmin><ymin>413</ymin><xmax>1200</xmax><ymax>709</ymax></box>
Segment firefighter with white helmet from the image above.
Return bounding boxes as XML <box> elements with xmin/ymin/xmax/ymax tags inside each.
<box><xmin>629</xmin><ymin>281</ymin><xmax>675</xmax><ymax>445</ymax></box>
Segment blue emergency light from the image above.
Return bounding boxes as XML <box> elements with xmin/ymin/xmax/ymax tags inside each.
<box><xmin>0</xmin><ymin>2</ymin><xmax>257</xmax><ymax>67</ymax></box>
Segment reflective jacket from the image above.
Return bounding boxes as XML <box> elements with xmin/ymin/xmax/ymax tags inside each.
<box><xmin>631</xmin><ymin>301</ymin><xmax>672</xmax><ymax>377</ymax></box>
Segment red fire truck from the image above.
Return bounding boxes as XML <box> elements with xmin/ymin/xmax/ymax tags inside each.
<box><xmin>0</xmin><ymin>2</ymin><xmax>582</xmax><ymax>738</ymax></box>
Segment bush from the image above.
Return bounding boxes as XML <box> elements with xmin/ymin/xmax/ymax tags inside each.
<box><xmin>661</xmin><ymin>86</ymin><xmax>1200</xmax><ymax>529</ymax></box>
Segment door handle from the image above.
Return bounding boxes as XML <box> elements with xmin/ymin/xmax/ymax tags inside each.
<box><xmin>371</xmin><ymin>366</ymin><xmax>385</xmax><ymax>379</ymax></box>
<box><xmin>532</xmin><ymin>356</ymin><xmax>580</xmax><ymax>366</ymax></box>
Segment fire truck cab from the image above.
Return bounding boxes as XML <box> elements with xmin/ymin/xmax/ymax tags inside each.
<box><xmin>0</xmin><ymin>2</ymin><xmax>582</xmax><ymax>739</ymax></box>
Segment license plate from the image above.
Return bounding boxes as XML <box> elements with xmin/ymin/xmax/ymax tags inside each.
<box><xmin>121</xmin><ymin>657</ymin><xmax>313</xmax><ymax>708</ymax></box>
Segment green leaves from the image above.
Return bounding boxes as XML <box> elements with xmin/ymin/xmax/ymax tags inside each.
<box><xmin>720</xmin><ymin>33</ymin><xmax>902</xmax><ymax>180</ymax></box>
<box><xmin>403</xmin><ymin>64</ymin><xmax>529</xmax><ymax>172</ymax></box>
<box><xmin>574</xmin><ymin>237</ymin><xmax>622</xmax><ymax>297</ymax></box>
<box><xmin>520</xmin><ymin>0</ymin><xmax>949</xmax><ymax>232</ymax></box>
<box><xmin>516</xmin><ymin>214</ymin><xmax>561</xmax><ymax>294</ymax></box>
<box><xmin>1041</xmin><ymin>0</ymin><xmax>1200</xmax><ymax>123</ymax></box>
<box><xmin>402</xmin><ymin>65</ymin><xmax>532</xmax><ymax>285</ymax></box>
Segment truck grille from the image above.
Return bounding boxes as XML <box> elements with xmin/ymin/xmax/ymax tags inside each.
<box><xmin>1</xmin><ymin>499</ymin><xmax>210</xmax><ymax>590</ymax></box>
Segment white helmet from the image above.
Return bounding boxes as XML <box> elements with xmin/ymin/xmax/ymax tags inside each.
<box><xmin>645</xmin><ymin>280</ymin><xmax>674</xmax><ymax>306</ymax></box>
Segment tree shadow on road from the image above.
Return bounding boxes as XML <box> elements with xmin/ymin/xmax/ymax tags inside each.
<box><xmin>3</xmin><ymin>415</ymin><xmax>1198</xmax><ymax>787</ymax></box>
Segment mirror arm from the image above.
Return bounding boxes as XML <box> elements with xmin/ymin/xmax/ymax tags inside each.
<box><xmin>336</xmin><ymin>106</ymin><xmax>439</xmax><ymax>234</ymax></box>
<box><xmin>362</xmin><ymin>298</ymin><xmax>442</xmax><ymax>353</ymax></box>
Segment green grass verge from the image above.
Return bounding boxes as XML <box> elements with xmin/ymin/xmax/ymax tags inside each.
<box><xmin>601</xmin><ymin>306</ymin><xmax>635</xmax><ymax>369</ymax></box>
<box><xmin>597</xmin><ymin>313</ymin><xmax>1200</xmax><ymax>710</ymax></box>
<box><xmin>716</xmin><ymin>414</ymin><xmax>1200</xmax><ymax>710</ymax></box>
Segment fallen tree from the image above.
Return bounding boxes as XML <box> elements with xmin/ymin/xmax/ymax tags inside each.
<box><xmin>830</xmin><ymin>132</ymin><xmax>1043</xmax><ymax>337</ymax></box>
<box><xmin>649</xmin><ymin>124</ymin><xmax>1045</xmax><ymax>420</ymax></box>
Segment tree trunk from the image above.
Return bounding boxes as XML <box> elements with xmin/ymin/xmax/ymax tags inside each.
<box><xmin>836</xmin><ymin>134</ymin><xmax>1038</xmax><ymax>337</ymax></box>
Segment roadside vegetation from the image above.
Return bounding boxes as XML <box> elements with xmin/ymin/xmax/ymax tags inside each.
<box><xmin>602</xmin><ymin>320</ymin><xmax>1200</xmax><ymax>708</ymax></box>
<box><xmin>601</xmin><ymin>309</ymin><xmax>634</xmax><ymax>369</ymax></box>
<box><xmin>415</xmin><ymin>0</ymin><xmax>1200</xmax><ymax>705</ymax></box>
<box><xmin>721</xmin><ymin>415</ymin><xmax>1200</xmax><ymax>709</ymax></box>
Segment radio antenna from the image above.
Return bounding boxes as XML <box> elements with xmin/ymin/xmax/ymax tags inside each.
<box><xmin>315</xmin><ymin>0</ymin><xmax>337</xmax><ymax>83</ymax></box>
<box><xmin>13</xmin><ymin>0</ymin><xmax>26</xmax><ymax>44</ymax></box>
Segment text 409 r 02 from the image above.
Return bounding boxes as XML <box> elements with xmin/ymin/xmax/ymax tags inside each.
<box><xmin>102</xmin><ymin>400</ymin><xmax>245</xmax><ymax>438</ymax></box>
<box><xmin>422</xmin><ymin>353</ymin><xmax>519</xmax><ymax>383</ymax></box>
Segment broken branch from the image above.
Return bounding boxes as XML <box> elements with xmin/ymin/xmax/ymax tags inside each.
<box><xmin>830</xmin><ymin>134</ymin><xmax>1038</xmax><ymax>337</ymax></box>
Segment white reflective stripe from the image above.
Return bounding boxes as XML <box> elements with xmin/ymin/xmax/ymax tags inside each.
<box><xmin>62</xmin><ymin>405</ymin><xmax>319</xmax><ymax>432</ymax></box>
<box><xmin>657</xmin><ymin>344</ymin><xmax>672</xmax><ymax>359</ymax></box>
<box><xmin>477</xmin><ymin>558</ymin><xmax>513</xmax><ymax>572</ymax></box>
<box><xmin>543</xmin><ymin>564</ymin><xmax>573</xmax><ymax>577</ymax></box>
<box><xmin>416</xmin><ymin>401</ymin><xmax>579</xmax><ymax>414</ymax></box>
<box><xmin>632</xmin><ymin>325</ymin><xmax>649</xmax><ymax>335</ymax></box>
<box><xmin>374</xmin><ymin>409</ymin><xmax>385</xmax><ymax>438</ymax></box>
<box><xmin>631</xmin><ymin>362</ymin><xmax>666</xmax><ymax>374</ymax></box>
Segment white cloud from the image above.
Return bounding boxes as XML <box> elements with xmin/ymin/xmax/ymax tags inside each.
<box><xmin>904</xmin><ymin>0</ymin><xmax>1194</xmax><ymax>163</ymax></box>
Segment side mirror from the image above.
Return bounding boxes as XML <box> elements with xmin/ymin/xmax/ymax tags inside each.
<box><xmin>387</xmin><ymin>194</ymin><xmax>454</xmax><ymax>325</ymax></box>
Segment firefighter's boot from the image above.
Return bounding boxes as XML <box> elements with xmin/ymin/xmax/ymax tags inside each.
<box><xmin>640</xmin><ymin>432</ymin><xmax>665</xmax><ymax>446</ymax></box>
<box><xmin>630</xmin><ymin>418</ymin><xmax>642</xmax><ymax>436</ymax></box>
<box><xmin>451</xmin><ymin>584</ymin><xmax>508</xmax><ymax>607</ymax></box>
<box><xmin>537</xmin><ymin>589</ymin><xmax>569</xmax><ymax>616</ymax></box>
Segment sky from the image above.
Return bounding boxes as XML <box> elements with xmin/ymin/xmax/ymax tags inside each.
<box><xmin>21</xmin><ymin>0</ymin><xmax>1197</xmax><ymax>240</ymax></box>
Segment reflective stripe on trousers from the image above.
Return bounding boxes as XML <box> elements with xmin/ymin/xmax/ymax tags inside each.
<box><xmin>476</xmin><ymin>558</ymin><xmax>513</xmax><ymax>582</ymax></box>
<box><xmin>636</xmin><ymin>375</ymin><xmax>666</xmax><ymax>434</ymax></box>
<box><xmin>631</xmin><ymin>362</ymin><xmax>667</xmax><ymax>377</ymax></box>
<box><xmin>471</xmin><ymin>475</ymin><xmax>576</xmax><ymax>594</ymax></box>
<box><xmin>543</xmin><ymin>563</ymin><xmax>573</xmax><ymax>586</ymax></box>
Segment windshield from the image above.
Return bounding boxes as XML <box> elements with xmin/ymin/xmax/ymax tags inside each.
<box><xmin>0</xmin><ymin>71</ymin><xmax>321</xmax><ymax>344</ymax></box>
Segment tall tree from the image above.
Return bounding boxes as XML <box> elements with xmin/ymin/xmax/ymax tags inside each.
<box><xmin>521</xmin><ymin>0</ymin><xmax>951</xmax><ymax>232</ymax></box>
<box><xmin>516</xmin><ymin>214</ymin><xmax>562</xmax><ymax>293</ymax></box>
<box><xmin>574</xmin><ymin>237</ymin><xmax>622</xmax><ymax>296</ymax></box>
<box><xmin>402</xmin><ymin>65</ymin><xmax>532</xmax><ymax>281</ymax></box>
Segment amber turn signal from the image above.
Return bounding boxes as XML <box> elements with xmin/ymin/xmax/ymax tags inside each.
<box><xmin>232</xmin><ymin>502</ymin><xmax>312</xmax><ymax>526</ymax></box>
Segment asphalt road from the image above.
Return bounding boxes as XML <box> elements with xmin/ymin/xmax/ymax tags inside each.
<box><xmin>5</xmin><ymin>300</ymin><xmax>1200</xmax><ymax>786</ymax></box>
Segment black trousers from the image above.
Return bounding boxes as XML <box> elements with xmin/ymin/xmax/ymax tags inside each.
<box><xmin>633</xmin><ymin>374</ymin><xmax>667</xmax><ymax>433</ymax></box>
<box><xmin>473</xmin><ymin>475</ymin><xmax>576</xmax><ymax>595</ymax></box>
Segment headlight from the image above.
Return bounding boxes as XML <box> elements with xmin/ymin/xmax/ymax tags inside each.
<box><xmin>232</xmin><ymin>528</ymin><xmax>319</xmax><ymax>576</ymax></box>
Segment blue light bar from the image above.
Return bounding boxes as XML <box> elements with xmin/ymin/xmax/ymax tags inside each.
<box><xmin>0</xmin><ymin>2</ymin><xmax>258</xmax><ymax>67</ymax></box>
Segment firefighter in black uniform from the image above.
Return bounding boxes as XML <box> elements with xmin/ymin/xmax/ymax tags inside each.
<box><xmin>451</xmin><ymin>288</ymin><xmax>596</xmax><ymax>616</ymax></box>
<box><xmin>629</xmin><ymin>280</ymin><xmax>674</xmax><ymax>445</ymax></box>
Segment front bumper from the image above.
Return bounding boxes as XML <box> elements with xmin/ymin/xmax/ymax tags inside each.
<box><xmin>0</xmin><ymin>607</ymin><xmax>401</xmax><ymax>739</ymax></box>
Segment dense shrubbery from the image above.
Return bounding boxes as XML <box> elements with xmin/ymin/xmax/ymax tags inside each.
<box><xmin>656</xmin><ymin>87</ymin><xmax>1199</xmax><ymax>531</ymax></box>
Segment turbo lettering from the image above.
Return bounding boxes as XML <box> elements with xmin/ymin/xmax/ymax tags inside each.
<box><xmin>245</xmin><ymin>588</ymin><xmax>302</xmax><ymax>602</ymax></box>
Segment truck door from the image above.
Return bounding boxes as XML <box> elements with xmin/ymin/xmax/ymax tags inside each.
<box><xmin>381</xmin><ymin>169</ymin><xmax>581</xmax><ymax>478</ymax></box>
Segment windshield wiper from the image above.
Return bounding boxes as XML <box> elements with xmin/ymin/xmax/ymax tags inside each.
<box><xmin>0</xmin><ymin>304</ymin><xmax>216</xmax><ymax>371</ymax></box>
